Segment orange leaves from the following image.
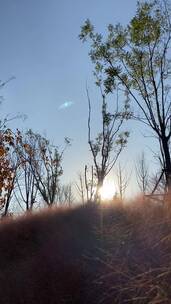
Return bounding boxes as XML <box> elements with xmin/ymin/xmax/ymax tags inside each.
<box><xmin>0</xmin><ymin>146</ymin><xmax>6</xmax><ymax>157</ymax></box>
<box><xmin>23</xmin><ymin>143</ymin><xmax>31</xmax><ymax>153</ymax></box>
<box><xmin>0</xmin><ymin>197</ymin><xmax>5</xmax><ymax>208</ymax></box>
<box><xmin>0</xmin><ymin>128</ymin><xmax>19</xmax><ymax>208</ymax></box>
<box><xmin>22</xmin><ymin>143</ymin><xmax>34</xmax><ymax>157</ymax></box>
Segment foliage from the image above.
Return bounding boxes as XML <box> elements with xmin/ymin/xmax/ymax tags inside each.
<box><xmin>0</xmin><ymin>128</ymin><xmax>21</xmax><ymax>214</ymax></box>
<box><xmin>17</xmin><ymin>130</ymin><xmax>64</xmax><ymax>206</ymax></box>
<box><xmin>80</xmin><ymin>0</ymin><xmax>171</xmax><ymax>192</ymax></box>
<box><xmin>14</xmin><ymin>130</ymin><xmax>39</xmax><ymax>211</ymax></box>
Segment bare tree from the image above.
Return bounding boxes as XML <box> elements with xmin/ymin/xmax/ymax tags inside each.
<box><xmin>13</xmin><ymin>130</ymin><xmax>39</xmax><ymax>211</ymax></box>
<box><xmin>32</xmin><ymin>143</ymin><xmax>62</xmax><ymax>206</ymax></box>
<box><xmin>115</xmin><ymin>163</ymin><xmax>130</xmax><ymax>202</ymax></box>
<box><xmin>87</xmin><ymin>85</ymin><xmax>130</xmax><ymax>199</ymax></box>
<box><xmin>14</xmin><ymin>162</ymin><xmax>38</xmax><ymax>212</ymax></box>
<box><xmin>136</xmin><ymin>152</ymin><xmax>149</xmax><ymax>195</ymax></box>
<box><xmin>75</xmin><ymin>172</ymin><xmax>85</xmax><ymax>204</ymax></box>
<box><xmin>56</xmin><ymin>183</ymin><xmax>75</xmax><ymax>207</ymax></box>
<box><xmin>75</xmin><ymin>165</ymin><xmax>95</xmax><ymax>203</ymax></box>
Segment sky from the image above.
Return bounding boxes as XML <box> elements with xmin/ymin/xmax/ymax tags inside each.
<box><xmin>0</xmin><ymin>0</ymin><xmax>159</xmax><ymax>198</ymax></box>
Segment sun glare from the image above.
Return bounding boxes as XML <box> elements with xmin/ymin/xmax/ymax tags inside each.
<box><xmin>99</xmin><ymin>181</ymin><xmax>116</xmax><ymax>201</ymax></box>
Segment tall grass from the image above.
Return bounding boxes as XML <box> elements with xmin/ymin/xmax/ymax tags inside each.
<box><xmin>0</xmin><ymin>199</ymin><xmax>171</xmax><ymax>303</ymax></box>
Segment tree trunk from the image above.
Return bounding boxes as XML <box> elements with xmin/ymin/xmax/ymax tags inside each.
<box><xmin>161</xmin><ymin>136</ymin><xmax>171</xmax><ymax>201</ymax></box>
<box><xmin>3</xmin><ymin>199</ymin><xmax>10</xmax><ymax>217</ymax></box>
<box><xmin>95</xmin><ymin>176</ymin><xmax>104</xmax><ymax>203</ymax></box>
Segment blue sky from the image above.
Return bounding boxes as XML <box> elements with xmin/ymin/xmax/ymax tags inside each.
<box><xmin>0</xmin><ymin>0</ymin><xmax>159</xmax><ymax>197</ymax></box>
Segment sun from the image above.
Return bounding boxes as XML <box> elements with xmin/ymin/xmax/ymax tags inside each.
<box><xmin>99</xmin><ymin>180</ymin><xmax>116</xmax><ymax>201</ymax></box>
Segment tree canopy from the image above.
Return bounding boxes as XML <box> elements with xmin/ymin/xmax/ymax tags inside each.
<box><xmin>80</xmin><ymin>0</ymin><xmax>171</xmax><ymax>193</ymax></box>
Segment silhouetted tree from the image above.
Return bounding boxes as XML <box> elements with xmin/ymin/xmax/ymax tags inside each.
<box><xmin>16</xmin><ymin>130</ymin><xmax>64</xmax><ymax>206</ymax></box>
<box><xmin>75</xmin><ymin>172</ymin><xmax>86</xmax><ymax>204</ymax></box>
<box><xmin>80</xmin><ymin>0</ymin><xmax>171</xmax><ymax>197</ymax></box>
<box><xmin>30</xmin><ymin>131</ymin><xmax>63</xmax><ymax>206</ymax></box>
<box><xmin>116</xmin><ymin>163</ymin><xmax>130</xmax><ymax>202</ymax></box>
<box><xmin>56</xmin><ymin>183</ymin><xmax>75</xmax><ymax>207</ymax></box>
<box><xmin>14</xmin><ymin>130</ymin><xmax>38</xmax><ymax>211</ymax></box>
<box><xmin>75</xmin><ymin>165</ymin><xmax>95</xmax><ymax>203</ymax></box>
<box><xmin>136</xmin><ymin>152</ymin><xmax>149</xmax><ymax>195</ymax></box>
<box><xmin>86</xmin><ymin>84</ymin><xmax>130</xmax><ymax>199</ymax></box>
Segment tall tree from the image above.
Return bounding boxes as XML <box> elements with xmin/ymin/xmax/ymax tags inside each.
<box><xmin>80</xmin><ymin>0</ymin><xmax>171</xmax><ymax>194</ymax></box>
<box><xmin>86</xmin><ymin>86</ymin><xmax>129</xmax><ymax>199</ymax></box>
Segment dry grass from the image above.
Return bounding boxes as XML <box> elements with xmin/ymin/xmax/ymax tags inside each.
<box><xmin>0</xmin><ymin>200</ymin><xmax>171</xmax><ymax>303</ymax></box>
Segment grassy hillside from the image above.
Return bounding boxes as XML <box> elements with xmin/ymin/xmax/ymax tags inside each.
<box><xmin>0</xmin><ymin>201</ymin><xmax>171</xmax><ymax>303</ymax></box>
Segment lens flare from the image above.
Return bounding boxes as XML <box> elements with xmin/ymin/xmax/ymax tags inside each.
<box><xmin>58</xmin><ymin>101</ymin><xmax>74</xmax><ymax>110</ymax></box>
<box><xmin>99</xmin><ymin>181</ymin><xmax>116</xmax><ymax>201</ymax></box>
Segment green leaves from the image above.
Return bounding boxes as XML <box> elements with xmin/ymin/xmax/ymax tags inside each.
<box><xmin>80</xmin><ymin>0</ymin><xmax>171</xmax><ymax>191</ymax></box>
<box><xmin>79</xmin><ymin>19</ymin><xmax>94</xmax><ymax>42</ymax></box>
<box><xmin>90</xmin><ymin>133</ymin><xmax>103</xmax><ymax>157</ymax></box>
<box><xmin>80</xmin><ymin>0</ymin><xmax>171</xmax><ymax>96</ymax></box>
<box><xmin>116</xmin><ymin>131</ymin><xmax>130</xmax><ymax>148</ymax></box>
<box><xmin>107</xmin><ymin>23</ymin><xmax>127</xmax><ymax>49</ymax></box>
<box><xmin>129</xmin><ymin>1</ymin><xmax>161</xmax><ymax>45</ymax></box>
